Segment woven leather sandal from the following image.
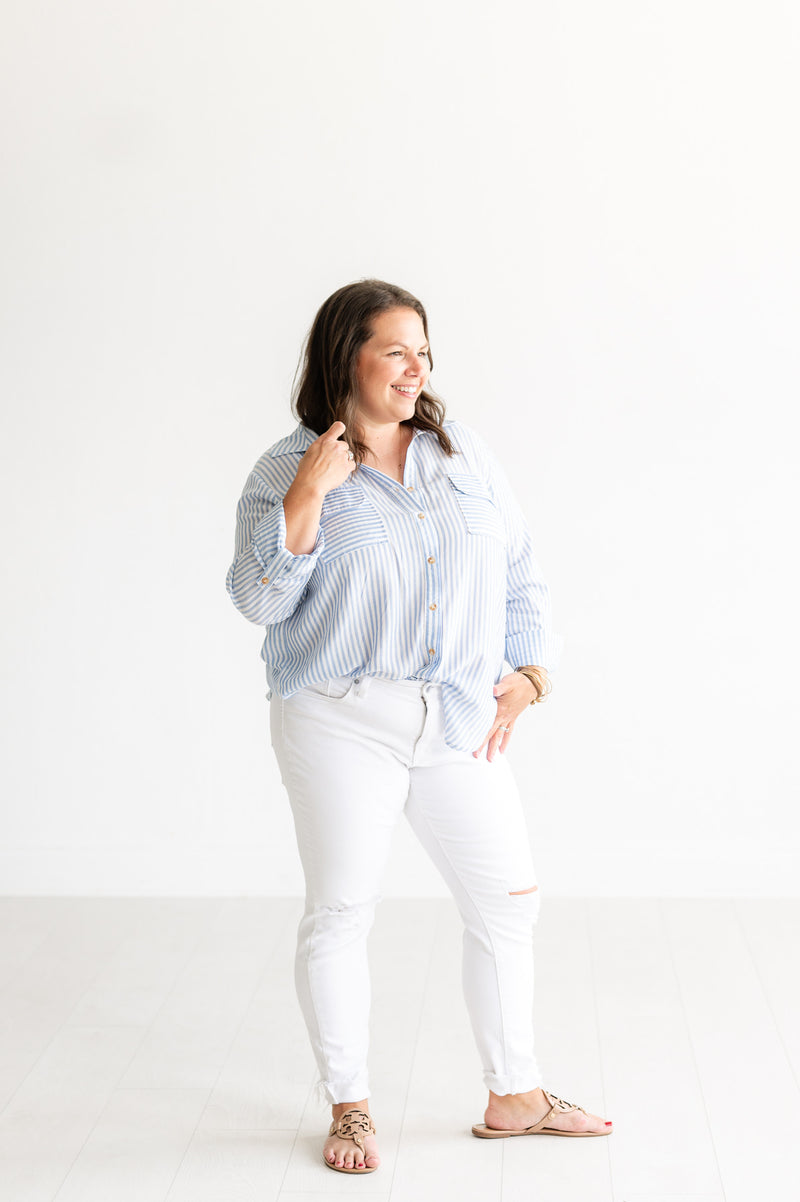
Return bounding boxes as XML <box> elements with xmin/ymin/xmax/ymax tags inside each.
<box><xmin>471</xmin><ymin>1088</ymin><xmax>612</xmax><ymax>1138</ymax></box>
<box><xmin>323</xmin><ymin>1107</ymin><xmax>378</xmax><ymax>1173</ymax></box>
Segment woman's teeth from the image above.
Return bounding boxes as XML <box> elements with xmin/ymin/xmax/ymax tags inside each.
<box><xmin>392</xmin><ymin>386</ymin><xmax>417</xmax><ymax>395</ymax></box>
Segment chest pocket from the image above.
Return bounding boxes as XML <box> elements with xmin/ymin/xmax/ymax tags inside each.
<box><xmin>447</xmin><ymin>473</ymin><xmax>506</xmax><ymax>542</ymax></box>
<box><xmin>318</xmin><ymin>482</ymin><xmax>389</xmax><ymax>563</ymax></box>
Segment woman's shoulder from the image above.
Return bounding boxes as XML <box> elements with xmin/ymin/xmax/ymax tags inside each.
<box><xmin>437</xmin><ymin>419</ymin><xmax>515</xmax><ymax>495</ymax></box>
<box><xmin>440</xmin><ymin>419</ymin><xmax>494</xmax><ymax>464</ymax></box>
<box><xmin>245</xmin><ymin>424</ymin><xmax>315</xmax><ymax>491</ymax></box>
<box><xmin>262</xmin><ymin>424</ymin><xmax>316</xmax><ymax>461</ymax></box>
<box><xmin>252</xmin><ymin>424</ymin><xmax>314</xmax><ymax>468</ymax></box>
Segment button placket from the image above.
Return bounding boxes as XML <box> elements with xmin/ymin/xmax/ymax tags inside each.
<box><xmin>376</xmin><ymin>471</ymin><xmax>441</xmax><ymax>672</ymax></box>
<box><xmin>422</xmin><ymin>517</ymin><xmax>441</xmax><ymax>669</ymax></box>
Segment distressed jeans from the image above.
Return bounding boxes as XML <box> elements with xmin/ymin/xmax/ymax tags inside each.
<box><xmin>269</xmin><ymin>675</ymin><xmax>543</xmax><ymax>1104</ymax></box>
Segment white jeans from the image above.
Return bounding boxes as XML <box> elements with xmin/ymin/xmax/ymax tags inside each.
<box><xmin>269</xmin><ymin>674</ymin><xmax>543</xmax><ymax>1104</ymax></box>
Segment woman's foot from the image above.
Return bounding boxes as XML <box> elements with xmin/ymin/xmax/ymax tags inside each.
<box><xmin>323</xmin><ymin>1100</ymin><xmax>380</xmax><ymax>1171</ymax></box>
<box><xmin>484</xmin><ymin>1087</ymin><xmax>613</xmax><ymax>1135</ymax></box>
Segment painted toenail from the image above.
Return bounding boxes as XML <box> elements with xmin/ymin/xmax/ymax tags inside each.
<box><xmin>605</xmin><ymin>1121</ymin><xmax>613</xmax><ymax>1125</ymax></box>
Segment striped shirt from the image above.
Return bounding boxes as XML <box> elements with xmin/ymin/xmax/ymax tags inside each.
<box><xmin>226</xmin><ymin>420</ymin><xmax>563</xmax><ymax>751</ymax></box>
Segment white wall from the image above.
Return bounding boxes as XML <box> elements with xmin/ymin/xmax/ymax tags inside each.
<box><xmin>1</xmin><ymin>1</ymin><xmax>798</xmax><ymax>897</ymax></box>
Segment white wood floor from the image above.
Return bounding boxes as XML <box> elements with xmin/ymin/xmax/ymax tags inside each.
<box><xmin>0</xmin><ymin>895</ymin><xmax>798</xmax><ymax>1202</ymax></box>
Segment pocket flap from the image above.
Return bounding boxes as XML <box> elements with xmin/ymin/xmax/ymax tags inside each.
<box><xmin>321</xmin><ymin>481</ymin><xmax>366</xmax><ymax>514</ymax></box>
<box><xmin>447</xmin><ymin>472</ymin><xmax>492</xmax><ymax>498</ymax></box>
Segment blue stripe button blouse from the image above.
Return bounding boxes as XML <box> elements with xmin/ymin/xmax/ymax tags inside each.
<box><xmin>226</xmin><ymin>420</ymin><xmax>563</xmax><ymax>751</ymax></box>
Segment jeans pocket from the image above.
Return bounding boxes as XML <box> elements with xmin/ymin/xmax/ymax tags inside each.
<box><xmin>301</xmin><ymin>676</ymin><xmax>360</xmax><ymax>701</ymax></box>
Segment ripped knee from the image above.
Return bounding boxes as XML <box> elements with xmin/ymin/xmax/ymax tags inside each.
<box><xmin>312</xmin><ymin>897</ymin><xmax>377</xmax><ymax>922</ymax></box>
<box><xmin>302</xmin><ymin>896</ymin><xmax>379</xmax><ymax>944</ymax></box>
<box><xmin>504</xmin><ymin>881</ymin><xmax>541</xmax><ymax>928</ymax></box>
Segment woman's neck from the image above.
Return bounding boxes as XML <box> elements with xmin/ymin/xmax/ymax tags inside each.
<box><xmin>362</xmin><ymin>423</ymin><xmax>413</xmax><ymax>482</ymax></box>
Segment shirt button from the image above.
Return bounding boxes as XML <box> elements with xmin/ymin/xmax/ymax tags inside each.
<box><xmin>261</xmin><ymin>577</ymin><xmax>270</xmax><ymax>585</ymax></box>
<box><xmin>429</xmin><ymin>603</ymin><xmax>437</xmax><ymax>610</ymax></box>
<box><xmin>428</xmin><ymin>648</ymin><xmax>435</xmax><ymax>656</ymax></box>
<box><xmin>427</xmin><ymin>556</ymin><xmax>435</xmax><ymax>564</ymax></box>
<box><xmin>417</xmin><ymin>512</ymin><xmax>425</xmax><ymax>520</ymax></box>
<box><xmin>407</xmin><ymin>485</ymin><xmax>414</xmax><ymax>492</ymax></box>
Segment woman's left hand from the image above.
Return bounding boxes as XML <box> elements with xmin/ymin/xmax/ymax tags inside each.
<box><xmin>472</xmin><ymin>672</ymin><xmax>536</xmax><ymax>762</ymax></box>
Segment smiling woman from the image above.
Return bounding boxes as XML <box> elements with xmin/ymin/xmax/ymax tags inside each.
<box><xmin>293</xmin><ymin>279</ymin><xmax>454</xmax><ymax>468</ymax></box>
<box><xmin>226</xmin><ymin>278</ymin><xmax>612</xmax><ymax>1174</ymax></box>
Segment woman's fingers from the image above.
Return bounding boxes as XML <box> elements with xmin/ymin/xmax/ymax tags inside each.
<box><xmin>472</xmin><ymin>671</ymin><xmax>540</xmax><ymax>758</ymax></box>
<box><xmin>487</xmin><ymin>723</ymin><xmax>512</xmax><ymax>762</ymax></box>
<box><xmin>295</xmin><ymin>423</ymin><xmax>355</xmax><ymax>492</ymax></box>
<box><xmin>472</xmin><ymin>719</ymin><xmax>514</xmax><ymax>761</ymax></box>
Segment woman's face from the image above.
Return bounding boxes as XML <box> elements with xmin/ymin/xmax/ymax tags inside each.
<box><xmin>354</xmin><ymin>307</ymin><xmax>431</xmax><ymax>431</ymax></box>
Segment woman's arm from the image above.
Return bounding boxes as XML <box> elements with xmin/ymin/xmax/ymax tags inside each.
<box><xmin>226</xmin><ymin>421</ymin><xmax>354</xmax><ymax>625</ymax></box>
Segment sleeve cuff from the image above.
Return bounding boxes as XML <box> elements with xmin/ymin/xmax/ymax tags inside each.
<box><xmin>505</xmin><ymin>630</ymin><xmax>565</xmax><ymax>675</ymax></box>
<box><xmin>252</xmin><ymin>501</ymin><xmax>324</xmax><ymax>589</ymax></box>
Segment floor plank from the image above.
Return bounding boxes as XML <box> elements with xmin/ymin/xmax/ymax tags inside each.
<box><xmin>0</xmin><ymin>1026</ymin><xmax>143</xmax><ymax>1202</ymax></box>
<box><xmin>734</xmin><ymin>898</ymin><xmax>800</xmax><ymax>1085</ymax></box>
<box><xmin>589</xmin><ymin>898</ymin><xmax>724</xmax><ymax>1196</ymax></box>
<box><xmin>118</xmin><ymin>900</ymin><xmax>289</xmax><ymax>1091</ymax></box>
<box><xmin>0</xmin><ymin>899</ymin><xmax>146</xmax><ymax>1111</ymax></box>
<box><xmin>50</xmin><ymin>1088</ymin><xmax>208</xmax><ymax>1202</ymax></box>
<box><xmin>0</xmin><ymin>896</ymin><xmax>796</xmax><ymax>1201</ymax></box>
<box><xmin>664</xmin><ymin>898</ymin><xmax>800</xmax><ymax>1202</ymax></box>
<box><xmin>165</xmin><ymin>1129</ymin><xmax>297</xmax><ymax>1202</ymax></box>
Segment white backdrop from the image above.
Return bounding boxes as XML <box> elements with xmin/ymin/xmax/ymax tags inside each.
<box><xmin>1</xmin><ymin>1</ymin><xmax>798</xmax><ymax>896</ymax></box>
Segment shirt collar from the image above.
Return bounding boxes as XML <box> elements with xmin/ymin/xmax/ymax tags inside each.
<box><xmin>268</xmin><ymin>422</ymin><xmax>427</xmax><ymax>459</ymax></box>
<box><xmin>266</xmin><ymin>424</ymin><xmax>317</xmax><ymax>457</ymax></box>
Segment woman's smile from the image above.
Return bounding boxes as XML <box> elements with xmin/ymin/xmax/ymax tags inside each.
<box><xmin>354</xmin><ymin>307</ymin><xmax>430</xmax><ymax>428</ymax></box>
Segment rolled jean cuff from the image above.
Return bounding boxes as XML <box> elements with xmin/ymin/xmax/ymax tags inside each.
<box><xmin>483</xmin><ymin>1069</ymin><xmax>543</xmax><ymax>1096</ymax></box>
<box><xmin>318</xmin><ymin>1074</ymin><xmax>371</xmax><ymax>1105</ymax></box>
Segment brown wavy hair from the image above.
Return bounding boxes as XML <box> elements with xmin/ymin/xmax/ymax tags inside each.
<box><xmin>292</xmin><ymin>279</ymin><xmax>454</xmax><ymax>463</ymax></box>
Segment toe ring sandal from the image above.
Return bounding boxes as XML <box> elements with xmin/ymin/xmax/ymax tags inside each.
<box><xmin>324</xmin><ymin>1107</ymin><xmax>378</xmax><ymax>1173</ymax></box>
<box><xmin>472</xmin><ymin>1088</ymin><xmax>612</xmax><ymax>1139</ymax></box>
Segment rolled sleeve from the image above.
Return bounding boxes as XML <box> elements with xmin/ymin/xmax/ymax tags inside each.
<box><xmin>503</xmin><ymin>527</ymin><xmax>564</xmax><ymax>671</ymax></box>
<box><xmin>226</xmin><ymin>474</ymin><xmax>324</xmax><ymax>625</ymax></box>
<box><xmin>475</xmin><ymin>439</ymin><xmax>564</xmax><ymax>674</ymax></box>
<box><xmin>505</xmin><ymin>625</ymin><xmax>564</xmax><ymax>675</ymax></box>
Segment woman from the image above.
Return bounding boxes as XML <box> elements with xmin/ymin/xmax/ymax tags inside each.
<box><xmin>226</xmin><ymin>279</ymin><xmax>613</xmax><ymax>1174</ymax></box>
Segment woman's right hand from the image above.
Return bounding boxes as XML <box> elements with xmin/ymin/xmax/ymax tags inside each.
<box><xmin>282</xmin><ymin>422</ymin><xmax>354</xmax><ymax>556</ymax></box>
<box><xmin>292</xmin><ymin>421</ymin><xmax>355</xmax><ymax>497</ymax></box>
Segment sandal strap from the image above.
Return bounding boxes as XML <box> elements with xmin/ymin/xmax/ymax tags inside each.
<box><xmin>328</xmin><ymin>1108</ymin><xmax>376</xmax><ymax>1156</ymax></box>
<box><xmin>526</xmin><ymin>1088</ymin><xmax>587</xmax><ymax>1133</ymax></box>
